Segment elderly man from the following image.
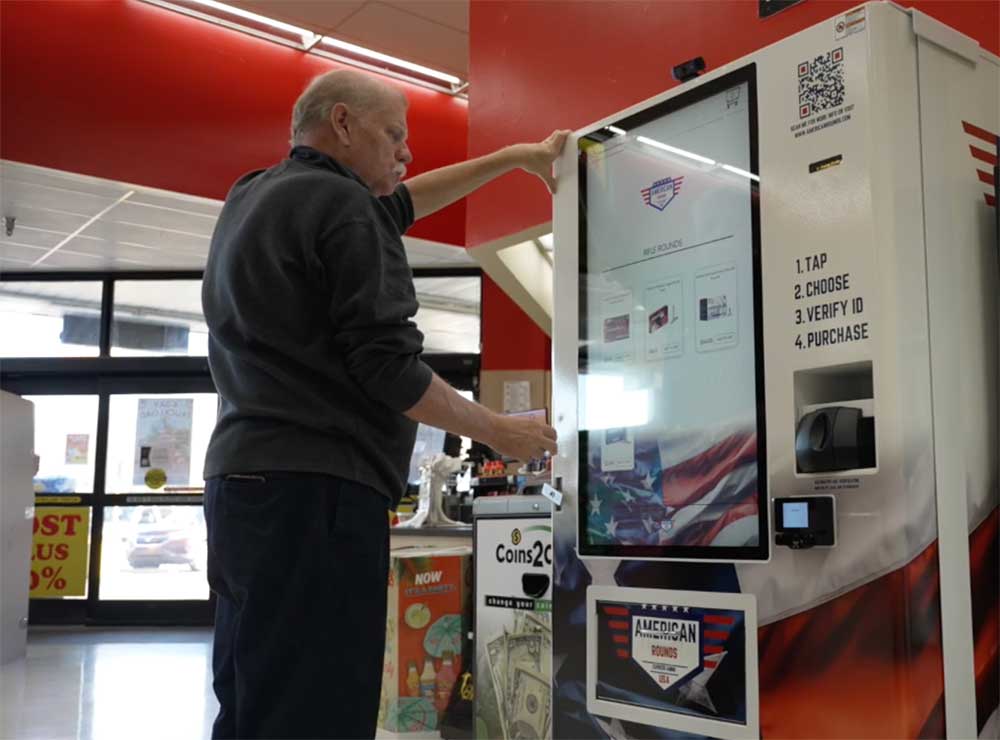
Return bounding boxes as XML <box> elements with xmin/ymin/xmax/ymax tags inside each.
<box><xmin>201</xmin><ymin>69</ymin><xmax>565</xmax><ymax>739</ymax></box>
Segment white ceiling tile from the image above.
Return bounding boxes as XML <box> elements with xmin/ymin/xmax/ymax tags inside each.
<box><xmin>1</xmin><ymin>162</ymin><xmax>129</xmax><ymax>199</ymax></box>
<box><xmin>382</xmin><ymin>0</ymin><xmax>467</xmax><ymax>32</ymax></box>
<box><xmin>59</xmin><ymin>239</ymin><xmax>164</xmax><ymax>265</ymax></box>
<box><xmin>1</xmin><ymin>228</ymin><xmax>62</xmax><ymax>250</ymax></box>
<box><xmin>109</xmin><ymin>200</ymin><xmax>218</xmax><ymax>237</ymax></box>
<box><xmin>79</xmin><ymin>219</ymin><xmax>211</xmax><ymax>256</ymax></box>
<box><xmin>333</xmin><ymin>3</ymin><xmax>467</xmax><ymax>78</ymax></box>
<box><xmin>0</xmin><ymin>241</ymin><xmax>50</xmax><ymax>265</ymax></box>
<box><xmin>3</xmin><ymin>180</ymin><xmax>121</xmax><ymax>220</ymax></box>
<box><xmin>0</xmin><ymin>255</ymin><xmax>36</xmax><ymax>269</ymax></box>
<box><xmin>2</xmin><ymin>162</ymin><xmax>476</xmax><ymax>274</ymax></box>
<box><xmin>228</xmin><ymin>0</ymin><xmax>367</xmax><ymax>32</ymax></box>
<box><xmin>2</xmin><ymin>204</ymin><xmax>92</xmax><ymax>235</ymax></box>
<box><xmin>128</xmin><ymin>191</ymin><xmax>223</xmax><ymax>219</ymax></box>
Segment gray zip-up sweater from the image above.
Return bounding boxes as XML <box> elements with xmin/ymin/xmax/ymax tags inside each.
<box><xmin>201</xmin><ymin>146</ymin><xmax>433</xmax><ymax>505</ymax></box>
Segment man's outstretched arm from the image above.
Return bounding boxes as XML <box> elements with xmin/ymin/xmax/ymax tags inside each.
<box><xmin>404</xmin><ymin>130</ymin><xmax>571</xmax><ymax>220</ymax></box>
<box><xmin>404</xmin><ymin>373</ymin><xmax>557</xmax><ymax>461</ymax></box>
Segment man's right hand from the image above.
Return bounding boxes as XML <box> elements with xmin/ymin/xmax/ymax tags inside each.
<box><xmin>405</xmin><ymin>373</ymin><xmax>559</xmax><ymax>462</ymax></box>
<box><xmin>488</xmin><ymin>415</ymin><xmax>559</xmax><ymax>461</ymax></box>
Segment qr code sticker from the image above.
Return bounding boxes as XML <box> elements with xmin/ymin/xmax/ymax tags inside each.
<box><xmin>798</xmin><ymin>47</ymin><xmax>844</xmax><ymax>119</ymax></box>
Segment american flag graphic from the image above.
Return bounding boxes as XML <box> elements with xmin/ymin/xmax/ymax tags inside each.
<box><xmin>584</xmin><ymin>426</ymin><xmax>759</xmax><ymax>549</ymax></box>
<box><xmin>962</xmin><ymin>120</ymin><xmax>998</xmax><ymax>207</ymax></box>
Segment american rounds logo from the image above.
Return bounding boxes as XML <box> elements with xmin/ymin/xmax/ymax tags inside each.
<box><xmin>511</xmin><ymin>528</ymin><xmax>522</xmax><ymax>546</ymax></box>
<box><xmin>640</xmin><ymin>176</ymin><xmax>684</xmax><ymax>211</ymax></box>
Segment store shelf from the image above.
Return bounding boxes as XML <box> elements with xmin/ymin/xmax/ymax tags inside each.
<box><xmin>390</xmin><ymin>525</ymin><xmax>472</xmax><ymax>537</ymax></box>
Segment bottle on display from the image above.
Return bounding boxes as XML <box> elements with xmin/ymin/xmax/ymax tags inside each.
<box><xmin>406</xmin><ymin>661</ymin><xmax>421</xmax><ymax>697</ymax></box>
<box><xmin>420</xmin><ymin>657</ymin><xmax>437</xmax><ymax>700</ymax></box>
<box><xmin>435</xmin><ymin>650</ymin><xmax>457</xmax><ymax>712</ymax></box>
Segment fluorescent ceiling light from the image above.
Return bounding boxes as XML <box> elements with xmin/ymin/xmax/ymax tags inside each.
<box><xmin>721</xmin><ymin>164</ymin><xmax>760</xmax><ymax>182</ymax></box>
<box><xmin>606</xmin><ymin>125</ymin><xmax>626</xmax><ymax>136</ymax></box>
<box><xmin>185</xmin><ymin>0</ymin><xmax>317</xmax><ymax>44</ymax></box>
<box><xmin>321</xmin><ymin>36</ymin><xmax>461</xmax><ymax>85</ymax></box>
<box><xmin>636</xmin><ymin>136</ymin><xmax>716</xmax><ymax>166</ymax></box>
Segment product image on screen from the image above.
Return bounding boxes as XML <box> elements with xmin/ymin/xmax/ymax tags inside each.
<box><xmin>782</xmin><ymin>501</ymin><xmax>809</xmax><ymax>528</ymax></box>
<box><xmin>593</xmin><ymin>599</ymin><xmax>748</xmax><ymax>724</ymax></box>
<box><xmin>577</xmin><ymin>64</ymin><xmax>766</xmax><ymax>559</ymax></box>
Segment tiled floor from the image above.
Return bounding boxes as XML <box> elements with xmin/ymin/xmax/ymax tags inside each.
<box><xmin>1</xmin><ymin>628</ymin><xmax>217</xmax><ymax>740</ymax></box>
<box><xmin>0</xmin><ymin>629</ymin><xmax>439</xmax><ymax>740</ymax></box>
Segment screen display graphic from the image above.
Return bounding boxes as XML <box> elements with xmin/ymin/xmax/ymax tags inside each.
<box><xmin>782</xmin><ymin>501</ymin><xmax>809</xmax><ymax>528</ymax></box>
<box><xmin>577</xmin><ymin>65</ymin><xmax>767</xmax><ymax>560</ymax></box>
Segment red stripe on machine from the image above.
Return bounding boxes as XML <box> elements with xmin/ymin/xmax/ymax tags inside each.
<box><xmin>612</xmin><ymin>634</ymin><xmax>629</xmax><ymax>644</ymax></box>
<box><xmin>963</xmin><ymin>121</ymin><xmax>999</xmax><ymax>144</ymax></box>
<box><xmin>704</xmin><ymin>615</ymin><xmax>736</xmax><ymax>626</ymax></box>
<box><xmin>616</xmin><ymin>649</ymin><xmax>630</xmax><ymax>659</ymax></box>
<box><xmin>602</xmin><ymin>606</ymin><xmax>630</xmax><ymax>617</ymax></box>
<box><xmin>971</xmin><ymin>146</ymin><xmax>998</xmax><ymax>166</ymax></box>
<box><xmin>704</xmin><ymin>629</ymin><xmax>730</xmax><ymax>641</ymax></box>
<box><xmin>705</xmin><ymin>645</ymin><xmax>725</xmax><ymax>654</ymax></box>
<box><xmin>608</xmin><ymin>620</ymin><xmax>629</xmax><ymax>630</ymax></box>
<box><xmin>978</xmin><ymin>169</ymin><xmax>996</xmax><ymax>186</ymax></box>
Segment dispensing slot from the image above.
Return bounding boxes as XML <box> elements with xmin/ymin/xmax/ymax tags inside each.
<box><xmin>793</xmin><ymin>362</ymin><xmax>876</xmax><ymax>474</ymax></box>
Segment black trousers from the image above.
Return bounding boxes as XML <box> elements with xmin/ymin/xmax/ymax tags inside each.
<box><xmin>204</xmin><ymin>473</ymin><xmax>390</xmax><ymax>740</ymax></box>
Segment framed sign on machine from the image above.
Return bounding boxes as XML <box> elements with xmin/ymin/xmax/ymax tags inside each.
<box><xmin>586</xmin><ymin>586</ymin><xmax>759</xmax><ymax>739</ymax></box>
<box><xmin>576</xmin><ymin>64</ymin><xmax>769</xmax><ymax>561</ymax></box>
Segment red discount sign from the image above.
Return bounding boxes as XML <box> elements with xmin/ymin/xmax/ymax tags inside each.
<box><xmin>31</xmin><ymin>507</ymin><xmax>90</xmax><ymax>598</ymax></box>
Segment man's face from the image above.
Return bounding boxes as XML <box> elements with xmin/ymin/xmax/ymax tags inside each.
<box><xmin>351</xmin><ymin>94</ymin><xmax>412</xmax><ymax>197</ymax></box>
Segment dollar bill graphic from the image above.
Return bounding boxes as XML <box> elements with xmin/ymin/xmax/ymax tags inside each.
<box><xmin>505</xmin><ymin>632</ymin><xmax>543</xmax><ymax>704</ymax></box>
<box><xmin>509</xmin><ymin>666</ymin><xmax>551</xmax><ymax>739</ymax></box>
<box><xmin>481</xmin><ymin>617</ymin><xmax>552</xmax><ymax>738</ymax></box>
<box><xmin>524</xmin><ymin>612</ymin><xmax>551</xmax><ymax>635</ymax></box>
<box><xmin>486</xmin><ymin>632</ymin><xmax>510</xmax><ymax>733</ymax></box>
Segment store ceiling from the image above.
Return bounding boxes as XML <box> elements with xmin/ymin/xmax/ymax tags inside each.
<box><xmin>0</xmin><ymin>160</ymin><xmax>475</xmax><ymax>272</ymax></box>
<box><xmin>0</xmin><ymin>2</ymin><xmax>473</xmax><ymax>272</ymax></box>
<box><xmin>229</xmin><ymin>0</ymin><xmax>469</xmax><ymax>80</ymax></box>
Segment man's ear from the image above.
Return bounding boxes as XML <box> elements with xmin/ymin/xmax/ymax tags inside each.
<box><xmin>329</xmin><ymin>102</ymin><xmax>352</xmax><ymax>147</ymax></box>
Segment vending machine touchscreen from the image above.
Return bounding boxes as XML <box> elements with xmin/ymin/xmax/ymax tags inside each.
<box><xmin>576</xmin><ymin>64</ymin><xmax>768</xmax><ymax>561</ymax></box>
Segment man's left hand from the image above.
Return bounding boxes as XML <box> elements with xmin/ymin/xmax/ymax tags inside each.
<box><xmin>517</xmin><ymin>130</ymin><xmax>572</xmax><ymax>194</ymax></box>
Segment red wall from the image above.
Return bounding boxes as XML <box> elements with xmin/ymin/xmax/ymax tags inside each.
<box><xmin>0</xmin><ymin>0</ymin><xmax>469</xmax><ymax>246</ymax></box>
<box><xmin>481</xmin><ymin>276</ymin><xmax>551</xmax><ymax>371</ymax></box>
<box><xmin>468</xmin><ymin>0</ymin><xmax>1000</xmax><ymax>370</ymax></box>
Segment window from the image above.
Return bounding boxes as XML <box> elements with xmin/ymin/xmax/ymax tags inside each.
<box><xmin>105</xmin><ymin>393</ymin><xmax>218</xmax><ymax>494</ymax></box>
<box><xmin>99</xmin><ymin>505</ymin><xmax>208</xmax><ymax>600</ymax></box>
<box><xmin>0</xmin><ymin>281</ymin><xmax>103</xmax><ymax>357</ymax></box>
<box><xmin>412</xmin><ymin>276</ymin><xmax>481</xmax><ymax>354</ymax></box>
<box><xmin>1</xmin><ymin>269</ymin><xmax>480</xmax><ymax>625</ymax></box>
<box><xmin>25</xmin><ymin>395</ymin><xmax>100</xmax><ymax>494</ymax></box>
<box><xmin>111</xmin><ymin>280</ymin><xmax>208</xmax><ymax>357</ymax></box>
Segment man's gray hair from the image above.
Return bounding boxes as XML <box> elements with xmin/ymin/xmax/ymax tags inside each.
<box><xmin>290</xmin><ymin>69</ymin><xmax>398</xmax><ymax>145</ymax></box>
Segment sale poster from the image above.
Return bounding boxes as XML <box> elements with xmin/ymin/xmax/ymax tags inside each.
<box><xmin>64</xmin><ymin>434</ymin><xmax>90</xmax><ymax>465</ymax></box>
<box><xmin>133</xmin><ymin>398</ymin><xmax>193</xmax><ymax>488</ymax></box>
<box><xmin>30</xmin><ymin>507</ymin><xmax>90</xmax><ymax>598</ymax></box>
